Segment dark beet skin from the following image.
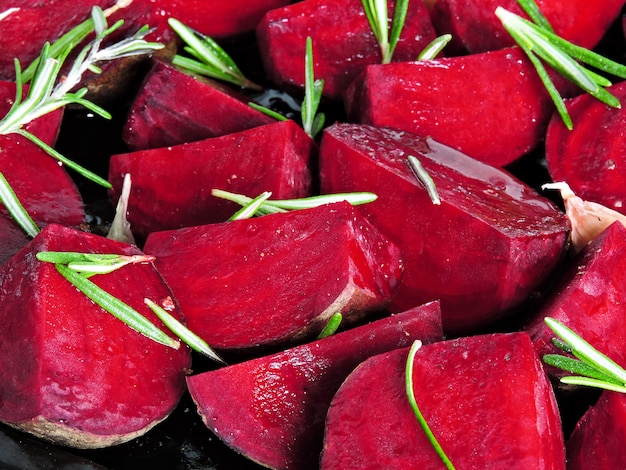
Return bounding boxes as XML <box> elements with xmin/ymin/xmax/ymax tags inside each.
<box><xmin>320</xmin><ymin>332</ymin><xmax>565</xmax><ymax>469</ymax></box>
<box><xmin>545</xmin><ymin>80</ymin><xmax>626</xmax><ymax>215</ymax></box>
<box><xmin>159</xmin><ymin>0</ymin><xmax>290</xmax><ymax>38</ymax></box>
<box><xmin>319</xmin><ymin>123</ymin><xmax>570</xmax><ymax>333</ymax></box>
<box><xmin>345</xmin><ymin>47</ymin><xmax>568</xmax><ymax>167</ymax></box>
<box><xmin>144</xmin><ymin>201</ymin><xmax>403</xmax><ymax>351</ymax></box>
<box><xmin>186</xmin><ymin>301</ymin><xmax>443</xmax><ymax>469</ymax></box>
<box><xmin>0</xmin><ymin>82</ymin><xmax>84</xmax><ymax>267</ymax></box>
<box><xmin>0</xmin><ymin>224</ymin><xmax>191</xmax><ymax>448</ymax></box>
<box><xmin>122</xmin><ymin>60</ymin><xmax>275</xmax><ymax>151</ymax></box>
<box><xmin>109</xmin><ymin>120</ymin><xmax>314</xmax><ymax>238</ymax></box>
<box><xmin>526</xmin><ymin>221</ymin><xmax>626</xmax><ymax>378</ymax></box>
<box><xmin>256</xmin><ymin>0</ymin><xmax>436</xmax><ymax>100</ymax></box>
<box><xmin>429</xmin><ymin>0</ymin><xmax>625</xmax><ymax>54</ymax></box>
<box><xmin>566</xmin><ymin>391</ymin><xmax>626</xmax><ymax>469</ymax></box>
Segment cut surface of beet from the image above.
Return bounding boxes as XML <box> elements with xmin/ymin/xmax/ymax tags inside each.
<box><xmin>320</xmin><ymin>332</ymin><xmax>565</xmax><ymax>469</ymax></box>
<box><xmin>0</xmin><ymin>224</ymin><xmax>191</xmax><ymax>448</ymax></box>
<box><xmin>109</xmin><ymin>120</ymin><xmax>314</xmax><ymax>238</ymax></box>
<box><xmin>320</xmin><ymin>123</ymin><xmax>570</xmax><ymax>333</ymax></box>
<box><xmin>546</xmin><ymin>80</ymin><xmax>626</xmax><ymax>215</ymax></box>
<box><xmin>345</xmin><ymin>47</ymin><xmax>566</xmax><ymax>167</ymax></box>
<box><xmin>187</xmin><ymin>301</ymin><xmax>443</xmax><ymax>469</ymax></box>
<box><xmin>256</xmin><ymin>0</ymin><xmax>436</xmax><ymax>100</ymax></box>
<box><xmin>122</xmin><ymin>60</ymin><xmax>275</xmax><ymax>151</ymax></box>
<box><xmin>144</xmin><ymin>201</ymin><xmax>403</xmax><ymax>351</ymax></box>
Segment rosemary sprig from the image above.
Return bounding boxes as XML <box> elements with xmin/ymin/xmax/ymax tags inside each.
<box><xmin>247</xmin><ymin>102</ymin><xmax>289</xmax><ymax>122</ymax></box>
<box><xmin>0</xmin><ymin>6</ymin><xmax>164</xmax><ymax>187</ymax></box>
<box><xmin>405</xmin><ymin>340</ymin><xmax>456</xmax><ymax>469</ymax></box>
<box><xmin>302</xmin><ymin>37</ymin><xmax>325</xmax><ymax>139</ymax></box>
<box><xmin>417</xmin><ymin>34</ymin><xmax>452</xmax><ymax>61</ymax></box>
<box><xmin>212</xmin><ymin>189</ymin><xmax>378</xmax><ymax>218</ymax></box>
<box><xmin>0</xmin><ymin>172</ymin><xmax>40</xmax><ymax>238</ymax></box>
<box><xmin>228</xmin><ymin>191</ymin><xmax>273</xmax><ymax>220</ymax></box>
<box><xmin>316</xmin><ymin>312</ymin><xmax>343</xmax><ymax>339</ymax></box>
<box><xmin>361</xmin><ymin>0</ymin><xmax>409</xmax><ymax>64</ymax></box>
<box><xmin>542</xmin><ymin>317</ymin><xmax>626</xmax><ymax>393</ymax></box>
<box><xmin>496</xmin><ymin>0</ymin><xmax>626</xmax><ymax>130</ymax></box>
<box><xmin>36</xmin><ymin>251</ymin><xmax>155</xmax><ymax>275</ymax></box>
<box><xmin>168</xmin><ymin>18</ymin><xmax>261</xmax><ymax>90</ymax></box>
<box><xmin>407</xmin><ymin>156</ymin><xmax>440</xmax><ymax>205</ymax></box>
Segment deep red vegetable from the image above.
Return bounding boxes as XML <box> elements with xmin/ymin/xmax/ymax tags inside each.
<box><xmin>109</xmin><ymin>119</ymin><xmax>314</xmax><ymax>238</ymax></box>
<box><xmin>256</xmin><ymin>0</ymin><xmax>436</xmax><ymax>100</ymax></box>
<box><xmin>526</xmin><ymin>221</ymin><xmax>626</xmax><ymax>378</ymax></box>
<box><xmin>545</xmin><ymin>80</ymin><xmax>626</xmax><ymax>216</ymax></box>
<box><xmin>186</xmin><ymin>301</ymin><xmax>443</xmax><ymax>469</ymax></box>
<box><xmin>144</xmin><ymin>201</ymin><xmax>403</xmax><ymax>351</ymax></box>
<box><xmin>344</xmin><ymin>47</ymin><xmax>572</xmax><ymax>167</ymax></box>
<box><xmin>320</xmin><ymin>123</ymin><xmax>570</xmax><ymax>333</ymax></box>
<box><xmin>428</xmin><ymin>0</ymin><xmax>625</xmax><ymax>54</ymax></box>
<box><xmin>320</xmin><ymin>332</ymin><xmax>565</xmax><ymax>469</ymax></box>
<box><xmin>122</xmin><ymin>59</ymin><xmax>275</xmax><ymax>151</ymax></box>
<box><xmin>0</xmin><ymin>224</ymin><xmax>191</xmax><ymax>448</ymax></box>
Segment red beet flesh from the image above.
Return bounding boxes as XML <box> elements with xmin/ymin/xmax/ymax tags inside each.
<box><xmin>320</xmin><ymin>332</ymin><xmax>565</xmax><ymax>469</ymax></box>
<box><xmin>320</xmin><ymin>123</ymin><xmax>570</xmax><ymax>333</ymax></box>
<box><xmin>109</xmin><ymin>120</ymin><xmax>314</xmax><ymax>237</ymax></box>
<box><xmin>187</xmin><ymin>301</ymin><xmax>443</xmax><ymax>469</ymax></box>
<box><xmin>0</xmin><ymin>224</ymin><xmax>191</xmax><ymax>448</ymax></box>
<box><xmin>144</xmin><ymin>201</ymin><xmax>403</xmax><ymax>351</ymax></box>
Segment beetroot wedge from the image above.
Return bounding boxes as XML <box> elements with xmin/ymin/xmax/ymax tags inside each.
<box><xmin>109</xmin><ymin>120</ymin><xmax>314</xmax><ymax>238</ymax></box>
<box><xmin>345</xmin><ymin>47</ymin><xmax>570</xmax><ymax>167</ymax></box>
<box><xmin>0</xmin><ymin>82</ymin><xmax>84</xmax><ymax>267</ymax></box>
<box><xmin>0</xmin><ymin>224</ymin><xmax>191</xmax><ymax>448</ymax></box>
<box><xmin>144</xmin><ymin>201</ymin><xmax>403</xmax><ymax>351</ymax></box>
<box><xmin>320</xmin><ymin>332</ymin><xmax>565</xmax><ymax>469</ymax></box>
<box><xmin>187</xmin><ymin>301</ymin><xmax>443</xmax><ymax>469</ymax></box>
<box><xmin>526</xmin><ymin>221</ymin><xmax>626</xmax><ymax>378</ymax></box>
<box><xmin>566</xmin><ymin>391</ymin><xmax>626</xmax><ymax>469</ymax></box>
<box><xmin>320</xmin><ymin>123</ymin><xmax>570</xmax><ymax>333</ymax></box>
<box><xmin>429</xmin><ymin>0</ymin><xmax>625</xmax><ymax>54</ymax></box>
<box><xmin>122</xmin><ymin>60</ymin><xmax>275</xmax><ymax>151</ymax></box>
<box><xmin>546</xmin><ymin>80</ymin><xmax>626</xmax><ymax>215</ymax></box>
<box><xmin>256</xmin><ymin>0</ymin><xmax>436</xmax><ymax>100</ymax></box>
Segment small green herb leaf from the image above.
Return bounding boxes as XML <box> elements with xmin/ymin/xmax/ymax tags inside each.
<box><xmin>247</xmin><ymin>102</ymin><xmax>289</xmax><ymax>122</ymax></box>
<box><xmin>0</xmin><ymin>172</ymin><xmax>40</xmax><ymax>238</ymax></box>
<box><xmin>302</xmin><ymin>37</ymin><xmax>325</xmax><ymax>139</ymax></box>
<box><xmin>316</xmin><ymin>313</ymin><xmax>343</xmax><ymax>339</ymax></box>
<box><xmin>405</xmin><ymin>340</ymin><xmax>456</xmax><ymax>469</ymax></box>
<box><xmin>417</xmin><ymin>34</ymin><xmax>452</xmax><ymax>61</ymax></box>
<box><xmin>362</xmin><ymin>0</ymin><xmax>409</xmax><ymax>64</ymax></box>
<box><xmin>169</xmin><ymin>18</ymin><xmax>261</xmax><ymax>90</ymax></box>
<box><xmin>408</xmin><ymin>155</ymin><xmax>440</xmax><ymax>205</ymax></box>
<box><xmin>229</xmin><ymin>191</ymin><xmax>273</xmax><ymax>220</ymax></box>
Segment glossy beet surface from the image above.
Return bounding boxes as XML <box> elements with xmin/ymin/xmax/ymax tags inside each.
<box><xmin>256</xmin><ymin>0</ymin><xmax>436</xmax><ymax>100</ymax></box>
<box><xmin>345</xmin><ymin>47</ymin><xmax>565</xmax><ymax>167</ymax></box>
<box><xmin>527</xmin><ymin>221</ymin><xmax>626</xmax><ymax>377</ymax></box>
<box><xmin>109</xmin><ymin>120</ymin><xmax>314</xmax><ymax>238</ymax></box>
<box><xmin>0</xmin><ymin>82</ymin><xmax>84</xmax><ymax>267</ymax></box>
<box><xmin>320</xmin><ymin>123</ymin><xmax>570</xmax><ymax>333</ymax></box>
<box><xmin>122</xmin><ymin>60</ymin><xmax>275</xmax><ymax>151</ymax></box>
<box><xmin>0</xmin><ymin>224</ymin><xmax>190</xmax><ymax>448</ymax></box>
<box><xmin>321</xmin><ymin>332</ymin><xmax>565</xmax><ymax>469</ymax></box>
<box><xmin>546</xmin><ymin>80</ymin><xmax>626</xmax><ymax>215</ymax></box>
<box><xmin>187</xmin><ymin>301</ymin><xmax>443</xmax><ymax>469</ymax></box>
<box><xmin>144</xmin><ymin>201</ymin><xmax>403</xmax><ymax>351</ymax></box>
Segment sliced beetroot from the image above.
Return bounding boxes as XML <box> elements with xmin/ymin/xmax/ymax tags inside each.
<box><xmin>122</xmin><ymin>59</ymin><xmax>275</xmax><ymax>151</ymax></box>
<box><xmin>0</xmin><ymin>82</ymin><xmax>84</xmax><ymax>267</ymax></box>
<box><xmin>144</xmin><ymin>201</ymin><xmax>403</xmax><ymax>351</ymax></box>
<box><xmin>109</xmin><ymin>120</ymin><xmax>314</xmax><ymax>238</ymax></box>
<box><xmin>526</xmin><ymin>221</ymin><xmax>626</xmax><ymax>378</ymax></box>
<box><xmin>566</xmin><ymin>391</ymin><xmax>626</xmax><ymax>469</ymax></box>
<box><xmin>545</xmin><ymin>80</ymin><xmax>626</xmax><ymax>215</ymax></box>
<box><xmin>256</xmin><ymin>0</ymin><xmax>436</xmax><ymax>100</ymax></box>
<box><xmin>159</xmin><ymin>0</ymin><xmax>290</xmax><ymax>38</ymax></box>
<box><xmin>345</xmin><ymin>47</ymin><xmax>571</xmax><ymax>167</ymax></box>
<box><xmin>429</xmin><ymin>0</ymin><xmax>625</xmax><ymax>54</ymax></box>
<box><xmin>319</xmin><ymin>123</ymin><xmax>570</xmax><ymax>333</ymax></box>
<box><xmin>0</xmin><ymin>224</ymin><xmax>191</xmax><ymax>448</ymax></box>
<box><xmin>186</xmin><ymin>301</ymin><xmax>443</xmax><ymax>469</ymax></box>
<box><xmin>320</xmin><ymin>332</ymin><xmax>565</xmax><ymax>469</ymax></box>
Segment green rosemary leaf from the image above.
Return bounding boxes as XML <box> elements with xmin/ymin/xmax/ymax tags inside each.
<box><xmin>302</xmin><ymin>37</ymin><xmax>325</xmax><ymax>139</ymax></box>
<box><xmin>405</xmin><ymin>340</ymin><xmax>456</xmax><ymax>469</ymax></box>
<box><xmin>316</xmin><ymin>313</ymin><xmax>343</xmax><ymax>339</ymax></box>
<box><xmin>55</xmin><ymin>263</ymin><xmax>180</xmax><ymax>349</ymax></box>
<box><xmin>407</xmin><ymin>156</ymin><xmax>440</xmax><ymax>205</ymax></box>
<box><xmin>247</xmin><ymin>102</ymin><xmax>289</xmax><ymax>121</ymax></box>
<box><xmin>229</xmin><ymin>191</ymin><xmax>273</xmax><ymax>220</ymax></box>
<box><xmin>542</xmin><ymin>354</ymin><xmax>622</xmax><ymax>385</ymax></box>
<box><xmin>516</xmin><ymin>0</ymin><xmax>554</xmax><ymax>32</ymax></box>
<box><xmin>388</xmin><ymin>0</ymin><xmax>409</xmax><ymax>62</ymax></box>
<box><xmin>560</xmin><ymin>376</ymin><xmax>626</xmax><ymax>393</ymax></box>
<box><xmin>0</xmin><ymin>173</ymin><xmax>40</xmax><ymax>238</ymax></box>
<box><xmin>145</xmin><ymin>298</ymin><xmax>225</xmax><ymax>364</ymax></box>
<box><xmin>417</xmin><ymin>35</ymin><xmax>452</xmax><ymax>61</ymax></box>
<box><xmin>551</xmin><ymin>338</ymin><xmax>573</xmax><ymax>354</ymax></box>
